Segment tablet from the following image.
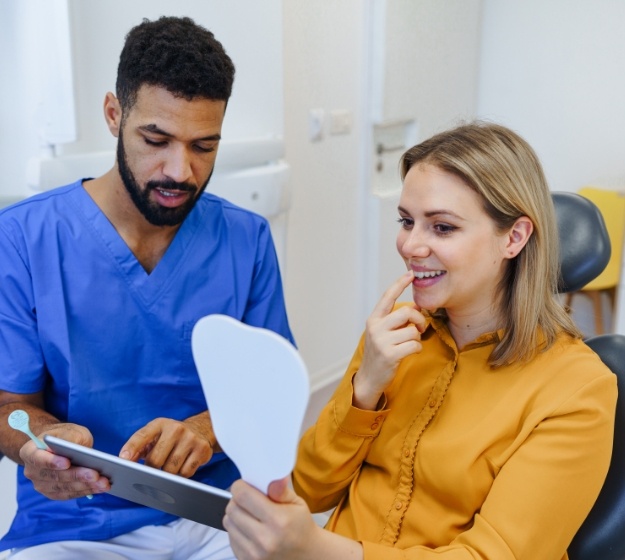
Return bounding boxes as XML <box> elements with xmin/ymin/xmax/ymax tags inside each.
<box><xmin>43</xmin><ymin>435</ymin><xmax>231</xmax><ymax>531</ymax></box>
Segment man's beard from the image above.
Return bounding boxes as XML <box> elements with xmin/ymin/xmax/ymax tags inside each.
<box><xmin>117</xmin><ymin>132</ymin><xmax>211</xmax><ymax>227</ymax></box>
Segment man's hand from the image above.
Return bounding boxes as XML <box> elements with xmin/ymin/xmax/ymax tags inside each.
<box><xmin>119</xmin><ymin>411</ymin><xmax>216</xmax><ymax>477</ymax></box>
<box><xmin>20</xmin><ymin>422</ymin><xmax>110</xmax><ymax>500</ymax></box>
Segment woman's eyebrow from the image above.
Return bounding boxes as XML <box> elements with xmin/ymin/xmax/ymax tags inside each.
<box><xmin>424</xmin><ymin>209</ymin><xmax>464</xmax><ymax>220</ymax></box>
<box><xmin>398</xmin><ymin>205</ymin><xmax>464</xmax><ymax>220</ymax></box>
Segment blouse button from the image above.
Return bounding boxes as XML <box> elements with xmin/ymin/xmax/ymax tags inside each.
<box><xmin>395</xmin><ymin>501</ymin><xmax>403</xmax><ymax>510</ymax></box>
<box><xmin>371</xmin><ymin>423</ymin><xmax>379</xmax><ymax>430</ymax></box>
<box><xmin>375</xmin><ymin>415</ymin><xmax>384</xmax><ymax>422</ymax></box>
<box><xmin>429</xmin><ymin>400</ymin><xmax>436</xmax><ymax>408</ymax></box>
<box><xmin>403</xmin><ymin>449</ymin><xmax>410</xmax><ymax>458</ymax></box>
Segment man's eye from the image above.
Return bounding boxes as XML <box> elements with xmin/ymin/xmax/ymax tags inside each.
<box><xmin>144</xmin><ymin>138</ymin><xmax>166</xmax><ymax>147</ymax></box>
<box><xmin>194</xmin><ymin>145</ymin><xmax>215</xmax><ymax>154</ymax></box>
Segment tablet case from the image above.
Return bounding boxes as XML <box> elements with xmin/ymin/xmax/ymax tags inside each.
<box><xmin>44</xmin><ymin>435</ymin><xmax>231</xmax><ymax>531</ymax></box>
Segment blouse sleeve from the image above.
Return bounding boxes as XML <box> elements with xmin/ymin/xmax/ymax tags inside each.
<box><xmin>293</xmin><ymin>335</ymin><xmax>390</xmax><ymax>514</ymax></box>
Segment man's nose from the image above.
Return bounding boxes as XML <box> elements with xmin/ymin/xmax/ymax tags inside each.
<box><xmin>162</xmin><ymin>146</ymin><xmax>193</xmax><ymax>184</ymax></box>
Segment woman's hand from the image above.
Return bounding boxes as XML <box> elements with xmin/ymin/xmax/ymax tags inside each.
<box><xmin>353</xmin><ymin>271</ymin><xmax>426</xmax><ymax>410</ymax></box>
<box><xmin>225</xmin><ymin>478</ymin><xmax>318</xmax><ymax>559</ymax></box>
<box><xmin>224</xmin><ymin>478</ymin><xmax>363</xmax><ymax>560</ymax></box>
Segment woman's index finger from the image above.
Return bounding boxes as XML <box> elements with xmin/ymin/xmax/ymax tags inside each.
<box><xmin>371</xmin><ymin>271</ymin><xmax>414</xmax><ymax>318</ymax></box>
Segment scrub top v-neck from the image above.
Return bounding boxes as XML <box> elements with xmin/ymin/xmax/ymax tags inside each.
<box><xmin>74</xmin><ymin>181</ymin><xmax>212</xmax><ymax>307</ymax></box>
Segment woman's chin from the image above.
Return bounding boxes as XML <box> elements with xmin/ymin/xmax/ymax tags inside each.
<box><xmin>412</xmin><ymin>292</ymin><xmax>441</xmax><ymax>312</ymax></box>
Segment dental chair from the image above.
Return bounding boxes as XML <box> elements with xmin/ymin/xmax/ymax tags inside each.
<box><xmin>553</xmin><ymin>192</ymin><xmax>625</xmax><ymax>560</ymax></box>
<box><xmin>564</xmin><ymin>187</ymin><xmax>625</xmax><ymax>335</ymax></box>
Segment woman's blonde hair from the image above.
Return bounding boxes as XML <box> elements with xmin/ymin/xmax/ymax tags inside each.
<box><xmin>400</xmin><ymin>121</ymin><xmax>581</xmax><ymax>366</ymax></box>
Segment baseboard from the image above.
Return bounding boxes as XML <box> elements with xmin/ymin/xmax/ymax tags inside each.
<box><xmin>302</xmin><ymin>357</ymin><xmax>349</xmax><ymax>433</ymax></box>
<box><xmin>308</xmin><ymin>357</ymin><xmax>348</xmax><ymax>395</ymax></box>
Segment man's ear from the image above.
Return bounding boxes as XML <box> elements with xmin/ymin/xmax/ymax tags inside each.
<box><xmin>103</xmin><ymin>92</ymin><xmax>122</xmax><ymax>138</ymax></box>
<box><xmin>505</xmin><ymin>216</ymin><xmax>533</xmax><ymax>259</ymax></box>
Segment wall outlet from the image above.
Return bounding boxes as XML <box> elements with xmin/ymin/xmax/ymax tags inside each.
<box><xmin>330</xmin><ymin>110</ymin><xmax>352</xmax><ymax>135</ymax></box>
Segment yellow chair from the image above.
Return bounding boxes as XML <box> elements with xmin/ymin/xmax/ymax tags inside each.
<box><xmin>565</xmin><ymin>186</ymin><xmax>625</xmax><ymax>334</ymax></box>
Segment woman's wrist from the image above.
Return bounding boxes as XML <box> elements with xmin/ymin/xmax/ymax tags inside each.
<box><xmin>352</xmin><ymin>370</ymin><xmax>383</xmax><ymax>411</ymax></box>
<box><xmin>314</xmin><ymin>524</ymin><xmax>364</xmax><ymax>560</ymax></box>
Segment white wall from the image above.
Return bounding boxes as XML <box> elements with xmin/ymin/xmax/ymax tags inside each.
<box><xmin>364</xmin><ymin>0</ymin><xmax>482</xmax><ymax>315</ymax></box>
<box><xmin>0</xmin><ymin>2</ymin><xmax>42</xmax><ymax>199</ymax></box>
<box><xmin>477</xmin><ymin>0</ymin><xmax>625</xmax><ymax>333</ymax></box>
<box><xmin>66</xmin><ymin>0</ymin><xmax>284</xmax><ymax>157</ymax></box>
<box><xmin>0</xmin><ymin>459</ymin><xmax>16</xmax><ymax>552</ymax></box>
<box><xmin>281</xmin><ymin>1</ymin><xmax>482</xmax><ymax>402</ymax></box>
<box><xmin>477</xmin><ymin>0</ymin><xmax>625</xmax><ymax>192</ymax></box>
<box><xmin>376</xmin><ymin>0</ymin><xmax>482</xmax><ymax>134</ymax></box>
<box><xmin>0</xmin><ymin>0</ymin><xmax>285</xmax><ymax>202</ymax></box>
<box><xmin>281</xmin><ymin>1</ymin><xmax>369</xmax><ymax>390</ymax></box>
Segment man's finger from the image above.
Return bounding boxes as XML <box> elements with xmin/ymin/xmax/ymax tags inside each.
<box><xmin>22</xmin><ymin>443</ymin><xmax>71</xmax><ymax>470</ymax></box>
<box><xmin>119</xmin><ymin>423</ymin><xmax>161</xmax><ymax>461</ymax></box>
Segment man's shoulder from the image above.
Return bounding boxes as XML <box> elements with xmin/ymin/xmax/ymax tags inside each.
<box><xmin>0</xmin><ymin>181</ymin><xmax>84</xmax><ymax>220</ymax></box>
<box><xmin>0</xmin><ymin>182</ymin><xmax>86</xmax><ymax>248</ymax></box>
<box><xmin>197</xmin><ymin>191</ymin><xmax>270</xmax><ymax>228</ymax></box>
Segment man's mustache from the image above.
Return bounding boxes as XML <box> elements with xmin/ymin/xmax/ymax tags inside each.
<box><xmin>146</xmin><ymin>180</ymin><xmax>196</xmax><ymax>193</ymax></box>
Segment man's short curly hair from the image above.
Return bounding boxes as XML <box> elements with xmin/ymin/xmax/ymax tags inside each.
<box><xmin>116</xmin><ymin>16</ymin><xmax>235</xmax><ymax>113</ymax></box>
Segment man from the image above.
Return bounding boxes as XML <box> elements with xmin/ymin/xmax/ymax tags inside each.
<box><xmin>0</xmin><ymin>16</ymin><xmax>293</xmax><ymax>559</ymax></box>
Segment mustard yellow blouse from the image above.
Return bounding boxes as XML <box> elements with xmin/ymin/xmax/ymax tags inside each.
<box><xmin>293</xmin><ymin>311</ymin><xmax>617</xmax><ymax>560</ymax></box>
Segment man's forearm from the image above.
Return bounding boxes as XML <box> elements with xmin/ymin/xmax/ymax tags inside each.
<box><xmin>0</xmin><ymin>393</ymin><xmax>58</xmax><ymax>464</ymax></box>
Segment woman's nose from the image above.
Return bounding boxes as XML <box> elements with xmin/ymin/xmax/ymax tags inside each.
<box><xmin>397</xmin><ymin>230</ymin><xmax>431</xmax><ymax>258</ymax></box>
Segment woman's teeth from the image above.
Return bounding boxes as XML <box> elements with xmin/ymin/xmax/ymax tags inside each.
<box><xmin>414</xmin><ymin>270</ymin><xmax>444</xmax><ymax>279</ymax></box>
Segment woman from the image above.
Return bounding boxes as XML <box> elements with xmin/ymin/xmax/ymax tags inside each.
<box><xmin>223</xmin><ymin>122</ymin><xmax>617</xmax><ymax>560</ymax></box>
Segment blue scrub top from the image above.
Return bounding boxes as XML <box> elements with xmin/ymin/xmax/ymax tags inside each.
<box><xmin>0</xmin><ymin>181</ymin><xmax>294</xmax><ymax>550</ymax></box>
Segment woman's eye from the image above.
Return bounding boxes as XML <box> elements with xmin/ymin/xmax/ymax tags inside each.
<box><xmin>397</xmin><ymin>217</ymin><xmax>414</xmax><ymax>229</ymax></box>
<box><xmin>434</xmin><ymin>223</ymin><xmax>457</xmax><ymax>235</ymax></box>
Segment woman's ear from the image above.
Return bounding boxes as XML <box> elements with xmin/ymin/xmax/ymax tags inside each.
<box><xmin>505</xmin><ymin>216</ymin><xmax>533</xmax><ymax>259</ymax></box>
<box><xmin>103</xmin><ymin>92</ymin><xmax>122</xmax><ymax>138</ymax></box>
